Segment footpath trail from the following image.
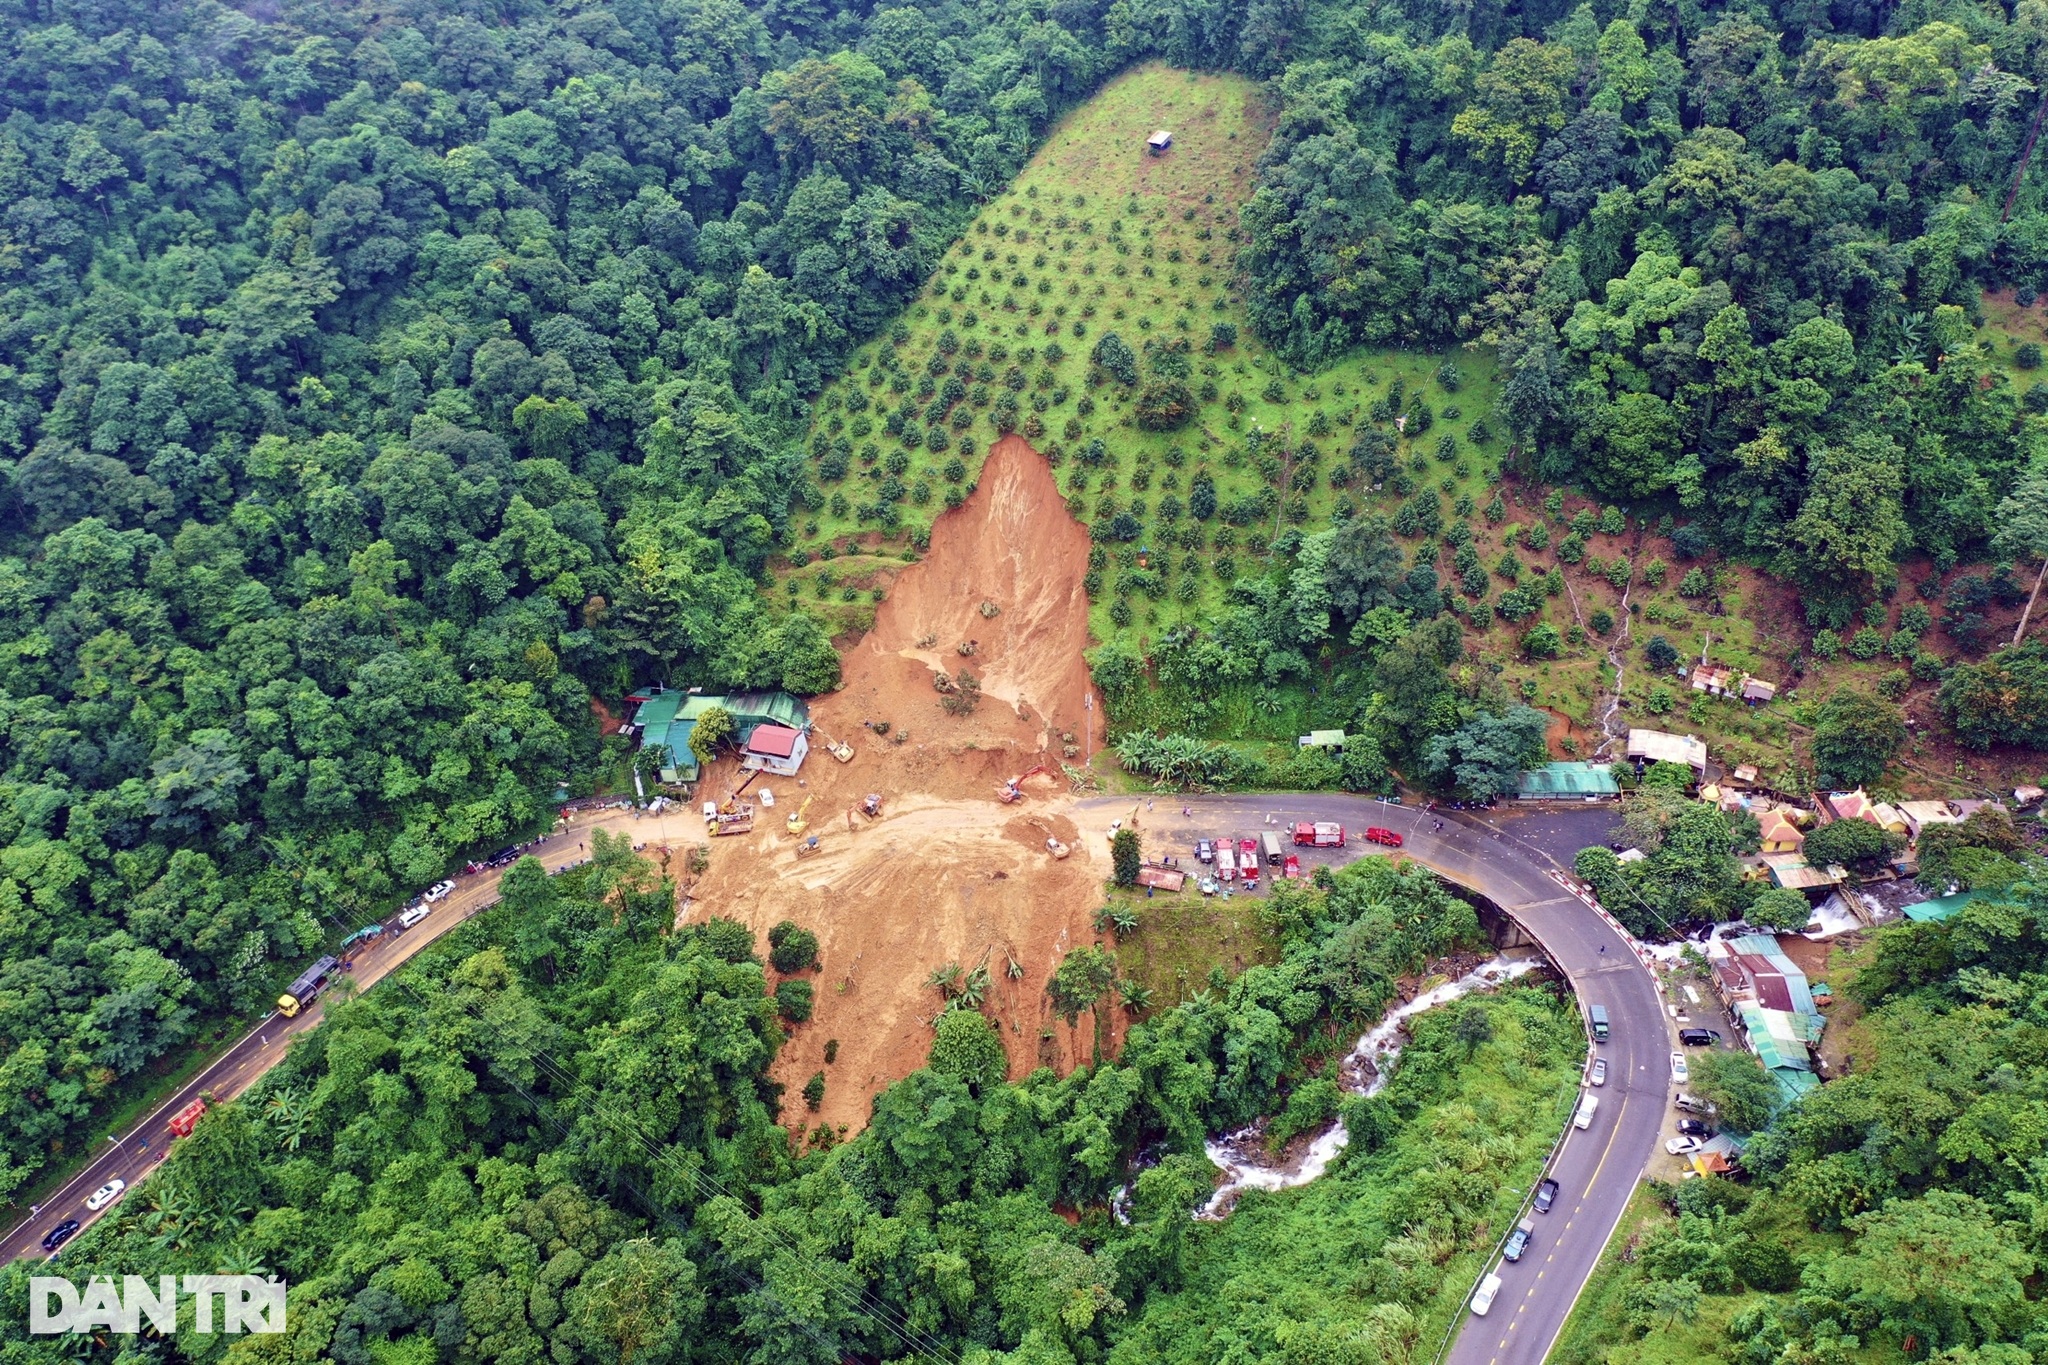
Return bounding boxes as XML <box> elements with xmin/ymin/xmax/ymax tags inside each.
<box><xmin>1083</xmin><ymin>793</ymin><xmax>1668</xmax><ymax>1365</ymax></box>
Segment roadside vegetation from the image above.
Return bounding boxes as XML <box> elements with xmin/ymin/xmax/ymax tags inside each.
<box><xmin>0</xmin><ymin>843</ymin><xmax>1586</xmax><ymax>1365</ymax></box>
<box><xmin>1557</xmin><ymin>889</ymin><xmax>2048</xmax><ymax>1364</ymax></box>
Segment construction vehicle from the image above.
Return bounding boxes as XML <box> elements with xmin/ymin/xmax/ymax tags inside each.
<box><xmin>709</xmin><ymin>804</ymin><xmax>755</xmax><ymax>835</ymax></box>
<box><xmin>860</xmin><ymin>792</ymin><xmax>883</xmax><ymax>819</ymax></box>
<box><xmin>1028</xmin><ymin>817</ymin><xmax>1070</xmax><ymax>860</ymax></box>
<box><xmin>795</xmin><ymin>835</ymin><xmax>823</xmax><ymax>858</ymax></box>
<box><xmin>786</xmin><ymin>795</ymin><xmax>815</xmax><ymax>837</ymax></box>
<box><xmin>821</xmin><ymin>735</ymin><xmax>855</xmax><ymax>763</ymax></box>
<box><xmin>995</xmin><ymin>764</ymin><xmax>1048</xmax><ymax>803</ymax></box>
<box><xmin>167</xmin><ymin>1098</ymin><xmax>207</xmax><ymax>1139</ymax></box>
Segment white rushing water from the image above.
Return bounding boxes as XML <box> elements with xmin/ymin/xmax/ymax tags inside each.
<box><xmin>1195</xmin><ymin>955</ymin><xmax>1541</xmax><ymax>1219</ymax></box>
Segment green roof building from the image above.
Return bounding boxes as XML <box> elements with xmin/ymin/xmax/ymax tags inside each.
<box><xmin>629</xmin><ymin>688</ymin><xmax>812</xmax><ymax>785</ymax></box>
<box><xmin>1516</xmin><ymin>762</ymin><xmax>1621</xmax><ymax>800</ymax></box>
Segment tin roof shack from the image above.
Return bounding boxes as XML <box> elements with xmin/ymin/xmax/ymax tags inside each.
<box><xmin>742</xmin><ymin>723</ymin><xmax>810</xmax><ymax>777</ymax></box>
<box><xmin>1297</xmin><ymin>729</ymin><xmax>1347</xmax><ymax>751</ymax></box>
<box><xmin>1626</xmin><ymin>728</ymin><xmax>1708</xmax><ymax>773</ymax></box>
<box><xmin>630</xmin><ymin>688</ymin><xmax>813</xmax><ymax>784</ymax></box>
<box><xmin>1136</xmin><ymin>865</ymin><xmax>1187</xmax><ymax>892</ymax></box>
<box><xmin>1898</xmin><ymin>799</ymin><xmax>1968</xmax><ymax>840</ymax></box>
<box><xmin>1146</xmin><ymin>129</ymin><xmax>1173</xmax><ymax>154</ymax></box>
<box><xmin>1761</xmin><ymin>852</ymin><xmax>1846</xmax><ymax>892</ymax></box>
<box><xmin>1516</xmin><ymin>761</ymin><xmax>1622</xmax><ymax>799</ymax></box>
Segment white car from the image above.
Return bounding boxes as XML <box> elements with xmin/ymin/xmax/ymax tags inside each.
<box><xmin>85</xmin><ymin>1178</ymin><xmax>125</xmax><ymax>1211</ymax></box>
<box><xmin>1670</xmin><ymin>1051</ymin><xmax>1689</xmax><ymax>1084</ymax></box>
<box><xmin>423</xmin><ymin>880</ymin><xmax>456</xmax><ymax>903</ymax></box>
<box><xmin>1665</xmin><ymin>1136</ymin><xmax>1702</xmax><ymax>1156</ymax></box>
<box><xmin>1574</xmin><ymin>1095</ymin><xmax>1599</xmax><ymax>1129</ymax></box>
<box><xmin>1470</xmin><ymin>1272</ymin><xmax>1504</xmax><ymax>1316</ymax></box>
<box><xmin>1589</xmin><ymin>1058</ymin><xmax>1607</xmax><ymax>1087</ymax></box>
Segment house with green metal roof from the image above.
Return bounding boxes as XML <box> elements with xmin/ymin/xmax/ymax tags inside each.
<box><xmin>1516</xmin><ymin>761</ymin><xmax>1621</xmax><ymax>800</ymax></box>
<box><xmin>1903</xmin><ymin>887</ymin><xmax>2002</xmax><ymax>922</ymax></box>
<box><xmin>629</xmin><ymin>688</ymin><xmax>812</xmax><ymax>785</ymax></box>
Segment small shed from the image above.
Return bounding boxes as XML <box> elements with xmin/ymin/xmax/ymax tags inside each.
<box><xmin>1136</xmin><ymin>865</ymin><xmax>1187</xmax><ymax>892</ymax></box>
<box><xmin>1146</xmin><ymin>129</ymin><xmax>1173</xmax><ymax>155</ymax></box>
<box><xmin>1626</xmin><ymin>728</ymin><xmax>1708</xmax><ymax>773</ymax></box>
<box><xmin>1298</xmin><ymin>729</ymin><xmax>1346</xmax><ymax>751</ymax></box>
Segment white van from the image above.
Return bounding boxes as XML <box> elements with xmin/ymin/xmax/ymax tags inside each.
<box><xmin>398</xmin><ymin>903</ymin><xmax>432</xmax><ymax>929</ymax></box>
<box><xmin>1574</xmin><ymin>1094</ymin><xmax>1599</xmax><ymax>1129</ymax></box>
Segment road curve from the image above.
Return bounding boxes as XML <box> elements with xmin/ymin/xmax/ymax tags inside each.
<box><xmin>10</xmin><ymin>790</ymin><xmax>1666</xmax><ymax>1365</ymax></box>
<box><xmin>1080</xmin><ymin>793</ymin><xmax>1667</xmax><ymax>1365</ymax></box>
<box><xmin>0</xmin><ymin>810</ymin><xmax>627</xmax><ymax>1266</ymax></box>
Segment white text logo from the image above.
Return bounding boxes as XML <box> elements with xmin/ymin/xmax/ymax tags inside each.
<box><xmin>29</xmin><ymin>1276</ymin><xmax>286</xmax><ymax>1334</ymax></box>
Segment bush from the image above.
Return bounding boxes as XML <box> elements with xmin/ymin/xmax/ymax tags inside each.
<box><xmin>1645</xmin><ymin>635</ymin><xmax>1679</xmax><ymax>670</ymax></box>
<box><xmin>1846</xmin><ymin>626</ymin><xmax>1883</xmax><ymax>660</ymax></box>
<box><xmin>1589</xmin><ymin>607</ymin><xmax>1614</xmax><ymax>635</ymax></box>
<box><xmin>1811</xmin><ymin>629</ymin><xmax>1840</xmax><ymax>660</ymax></box>
<box><xmin>1524</xmin><ymin>622</ymin><xmax>1563</xmax><ymax>658</ymax></box>
<box><xmin>803</xmin><ymin>1071</ymin><xmax>826</xmax><ymax>1110</ymax></box>
<box><xmin>775</xmin><ymin>977</ymin><xmax>815</xmax><ymax>1023</ymax></box>
<box><xmin>1678</xmin><ymin>567</ymin><xmax>1710</xmax><ymax>597</ymax></box>
<box><xmin>2020</xmin><ymin>342</ymin><xmax>2044</xmax><ymax>370</ymax></box>
<box><xmin>768</xmin><ymin>921</ymin><xmax>820</xmax><ymax>973</ymax></box>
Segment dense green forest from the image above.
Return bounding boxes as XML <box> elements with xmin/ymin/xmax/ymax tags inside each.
<box><xmin>0</xmin><ymin>0</ymin><xmax>1131</xmax><ymax>1198</ymax></box>
<box><xmin>0</xmin><ymin>844</ymin><xmax>1581</xmax><ymax>1364</ymax></box>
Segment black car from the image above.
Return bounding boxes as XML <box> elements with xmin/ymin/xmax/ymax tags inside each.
<box><xmin>1678</xmin><ymin>1028</ymin><xmax>1722</xmax><ymax>1047</ymax></box>
<box><xmin>1502</xmin><ymin>1218</ymin><xmax>1535</xmax><ymax>1263</ymax></box>
<box><xmin>1676</xmin><ymin>1117</ymin><xmax>1713</xmax><ymax>1138</ymax></box>
<box><xmin>1533</xmin><ymin>1178</ymin><xmax>1559</xmax><ymax>1214</ymax></box>
<box><xmin>41</xmin><ymin>1219</ymin><xmax>80</xmax><ymax>1253</ymax></box>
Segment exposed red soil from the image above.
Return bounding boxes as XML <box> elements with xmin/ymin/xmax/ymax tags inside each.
<box><xmin>671</xmin><ymin>435</ymin><xmax>1115</xmax><ymax>1136</ymax></box>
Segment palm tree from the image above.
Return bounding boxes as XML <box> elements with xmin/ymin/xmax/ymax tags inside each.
<box><xmin>264</xmin><ymin>1088</ymin><xmax>314</xmax><ymax>1151</ymax></box>
<box><xmin>954</xmin><ymin>965</ymin><xmax>990</xmax><ymax>1010</ymax></box>
<box><xmin>925</xmin><ymin>962</ymin><xmax>964</xmax><ymax>999</ymax></box>
<box><xmin>1117</xmin><ymin>979</ymin><xmax>1153</xmax><ymax>1013</ymax></box>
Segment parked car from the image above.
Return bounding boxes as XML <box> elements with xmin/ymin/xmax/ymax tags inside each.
<box><xmin>1195</xmin><ymin>839</ymin><xmax>1214</xmax><ymax>863</ymax></box>
<box><xmin>1470</xmin><ymin>1273</ymin><xmax>1504</xmax><ymax>1317</ymax></box>
<box><xmin>1533</xmin><ymin>1178</ymin><xmax>1559</xmax><ymax>1214</ymax></box>
<box><xmin>84</xmin><ymin>1178</ymin><xmax>125</xmax><ymax>1211</ymax></box>
<box><xmin>1589</xmin><ymin>1058</ymin><xmax>1607</xmax><ymax>1087</ymax></box>
<box><xmin>1678</xmin><ymin>1027</ymin><xmax>1722</xmax><ymax>1047</ymax></box>
<box><xmin>1502</xmin><ymin>1218</ymin><xmax>1535</xmax><ymax>1263</ymax></box>
<box><xmin>41</xmin><ymin>1219</ymin><xmax>81</xmax><ymax>1253</ymax></box>
<box><xmin>1670</xmin><ymin>1051</ymin><xmax>1690</xmax><ymax>1084</ymax></box>
<box><xmin>1574</xmin><ymin>1095</ymin><xmax>1599</xmax><ymax>1129</ymax></box>
<box><xmin>1665</xmin><ymin>1136</ymin><xmax>1702</xmax><ymax>1156</ymax></box>
<box><xmin>1364</xmin><ymin>827</ymin><xmax>1404</xmax><ymax>848</ymax></box>
<box><xmin>1676</xmin><ymin>1117</ymin><xmax>1712</xmax><ymax>1138</ymax></box>
<box><xmin>398</xmin><ymin>903</ymin><xmax>432</xmax><ymax>929</ymax></box>
<box><xmin>423</xmin><ymin>880</ymin><xmax>456</xmax><ymax>903</ymax></box>
<box><xmin>1674</xmin><ymin>1092</ymin><xmax>1718</xmax><ymax>1116</ymax></box>
<box><xmin>1198</xmin><ymin>877</ymin><xmax>1218</xmax><ymax>896</ymax></box>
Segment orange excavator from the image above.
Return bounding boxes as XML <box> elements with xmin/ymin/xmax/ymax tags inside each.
<box><xmin>995</xmin><ymin>764</ymin><xmax>1048</xmax><ymax>803</ymax></box>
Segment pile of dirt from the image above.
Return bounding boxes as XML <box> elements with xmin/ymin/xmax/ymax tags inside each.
<box><xmin>663</xmin><ymin>436</ymin><xmax>1116</xmax><ymax>1136</ymax></box>
<box><xmin>853</xmin><ymin>434</ymin><xmax>1096</xmax><ymax>749</ymax></box>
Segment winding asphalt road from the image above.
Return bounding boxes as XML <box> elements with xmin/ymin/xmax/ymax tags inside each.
<box><xmin>0</xmin><ymin>810</ymin><xmax>624</xmax><ymax>1266</ymax></box>
<box><xmin>10</xmin><ymin>791</ymin><xmax>1666</xmax><ymax>1365</ymax></box>
<box><xmin>1081</xmin><ymin>794</ymin><xmax>1669</xmax><ymax>1365</ymax></box>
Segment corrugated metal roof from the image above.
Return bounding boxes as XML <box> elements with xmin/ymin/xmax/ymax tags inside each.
<box><xmin>745</xmin><ymin>724</ymin><xmax>801</xmax><ymax>758</ymax></box>
<box><xmin>1517</xmin><ymin>762</ymin><xmax>1621</xmax><ymax>798</ymax></box>
<box><xmin>1905</xmin><ymin>889</ymin><xmax>1995</xmax><ymax>922</ymax></box>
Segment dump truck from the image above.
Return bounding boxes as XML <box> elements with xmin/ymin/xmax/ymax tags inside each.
<box><xmin>710</xmin><ymin>805</ymin><xmax>755</xmax><ymax>835</ymax></box>
<box><xmin>1293</xmin><ymin>821</ymin><xmax>1346</xmax><ymax>848</ymax></box>
<box><xmin>167</xmin><ymin>1098</ymin><xmax>207</xmax><ymax>1139</ymax></box>
<box><xmin>277</xmin><ymin>955</ymin><xmax>340</xmax><ymax>1018</ymax></box>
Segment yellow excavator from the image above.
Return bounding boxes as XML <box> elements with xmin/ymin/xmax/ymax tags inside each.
<box><xmin>786</xmin><ymin>795</ymin><xmax>815</xmax><ymax>837</ymax></box>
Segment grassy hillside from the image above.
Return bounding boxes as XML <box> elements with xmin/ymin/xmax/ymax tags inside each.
<box><xmin>779</xmin><ymin>65</ymin><xmax>1510</xmax><ymax>646</ymax></box>
<box><xmin>780</xmin><ymin>63</ymin><xmax>2048</xmax><ymax>797</ymax></box>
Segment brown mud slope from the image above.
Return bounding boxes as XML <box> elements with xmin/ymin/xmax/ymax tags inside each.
<box><xmin>853</xmin><ymin>433</ymin><xmax>1095</xmax><ymax>747</ymax></box>
<box><xmin>683</xmin><ymin>436</ymin><xmax>1116</xmax><ymax>1137</ymax></box>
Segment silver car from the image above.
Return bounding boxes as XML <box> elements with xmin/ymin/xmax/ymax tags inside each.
<box><xmin>1589</xmin><ymin>1058</ymin><xmax>1608</xmax><ymax>1087</ymax></box>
